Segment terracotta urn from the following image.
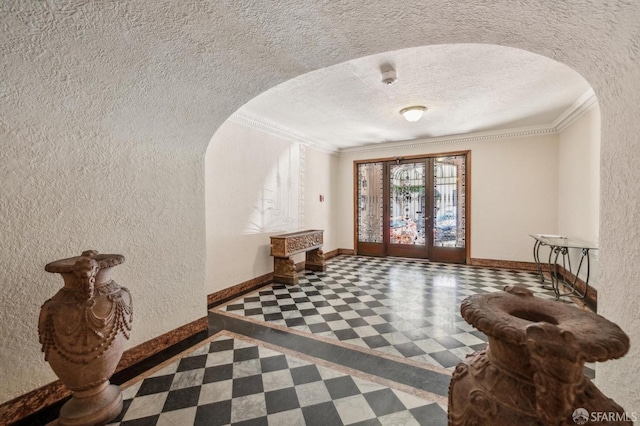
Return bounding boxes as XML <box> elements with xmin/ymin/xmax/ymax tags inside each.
<box><xmin>39</xmin><ymin>250</ymin><xmax>133</xmax><ymax>426</ymax></box>
<box><xmin>448</xmin><ymin>285</ymin><xmax>631</xmax><ymax>426</ymax></box>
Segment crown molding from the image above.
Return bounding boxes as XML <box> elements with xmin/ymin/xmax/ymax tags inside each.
<box><xmin>552</xmin><ymin>88</ymin><xmax>598</xmax><ymax>132</ymax></box>
<box><xmin>231</xmin><ymin>88</ymin><xmax>598</xmax><ymax>157</ymax></box>
<box><xmin>229</xmin><ymin>110</ymin><xmax>339</xmax><ymax>155</ymax></box>
<box><xmin>338</xmin><ymin>125</ymin><xmax>557</xmax><ymax>155</ymax></box>
<box><xmin>339</xmin><ymin>89</ymin><xmax>599</xmax><ymax>156</ymax></box>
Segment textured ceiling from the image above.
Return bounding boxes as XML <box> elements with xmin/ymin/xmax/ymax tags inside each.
<box><xmin>235</xmin><ymin>44</ymin><xmax>591</xmax><ymax>151</ymax></box>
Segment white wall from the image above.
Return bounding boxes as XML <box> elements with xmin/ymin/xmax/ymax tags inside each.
<box><xmin>304</xmin><ymin>147</ymin><xmax>340</xmax><ymax>253</ymax></box>
<box><xmin>337</xmin><ymin>133</ymin><xmax>560</xmax><ymax>262</ymax></box>
<box><xmin>557</xmin><ymin>104</ymin><xmax>601</xmax><ymax>286</ymax></box>
<box><xmin>205</xmin><ymin>120</ymin><xmax>338</xmax><ymax>295</ymax></box>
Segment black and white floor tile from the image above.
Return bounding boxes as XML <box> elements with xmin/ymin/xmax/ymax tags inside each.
<box><xmin>216</xmin><ymin>256</ymin><xmax>564</xmax><ymax>372</ymax></box>
<box><xmin>29</xmin><ymin>255</ymin><xmax>596</xmax><ymax>426</ymax></box>
<box><xmin>108</xmin><ymin>332</ymin><xmax>448</xmax><ymax>426</ymax></box>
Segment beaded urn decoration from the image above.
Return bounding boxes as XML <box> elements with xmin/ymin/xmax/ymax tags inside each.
<box><xmin>448</xmin><ymin>285</ymin><xmax>631</xmax><ymax>426</ymax></box>
<box><xmin>39</xmin><ymin>250</ymin><xmax>132</xmax><ymax>425</ymax></box>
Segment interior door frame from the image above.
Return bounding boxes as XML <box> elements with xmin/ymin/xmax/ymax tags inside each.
<box><xmin>354</xmin><ymin>150</ymin><xmax>471</xmax><ymax>263</ymax></box>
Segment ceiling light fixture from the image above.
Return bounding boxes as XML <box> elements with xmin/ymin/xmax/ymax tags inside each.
<box><xmin>400</xmin><ymin>106</ymin><xmax>426</xmax><ymax>122</ymax></box>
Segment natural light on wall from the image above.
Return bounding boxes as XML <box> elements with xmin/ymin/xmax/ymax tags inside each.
<box><xmin>244</xmin><ymin>144</ymin><xmax>305</xmax><ymax>234</ymax></box>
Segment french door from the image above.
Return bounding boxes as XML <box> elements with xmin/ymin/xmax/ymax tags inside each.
<box><xmin>355</xmin><ymin>152</ymin><xmax>468</xmax><ymax>263</ymax></box>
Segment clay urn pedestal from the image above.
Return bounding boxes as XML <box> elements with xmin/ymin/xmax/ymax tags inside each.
<box><xmin>448</xmin><ymin>285</ymin><xmax>631</xmax><ymax>426</ymax></box>
<box><xmin>39</xmin><ymin>250</ymin><xmax>133</xmax><ymax>426</ymax></box>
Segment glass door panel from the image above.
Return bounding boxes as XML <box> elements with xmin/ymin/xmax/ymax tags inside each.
<box><xmin>357</xmin><ymin>162</ymin><xmax>384</xmax><ymax>242</ymax></box>
<box><xmin>357</xmin><ymin>162</ymin><xmax>385</xmax><ymax>256</ymax></box>
<box><xmin>387</xmin><ymin>161</ymin><xmax>429</xmax><ymax>258</ymax></box>
<box><xmin>355</xmin><ymin>153</ymin><xmax>467</xmax><ymax>263</ymax></box>
<box><xmin>389</xmin><ymin>163</ymin><xmax>426</xmax><ymax>245</ymax></box>
<box><xmin>431</xmin><ymin>155</ymin><xmax>467</xmax><ymax>263</ymax></box>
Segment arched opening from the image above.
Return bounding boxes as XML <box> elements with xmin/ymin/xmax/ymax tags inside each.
<box><xmin>201</xmin><ymin>44</ymin><xmax>614</xmax><ymax>422</ymax></box>
<box><xmin>3</xmin><ymin>3</ymin><xmax>639</xmax><ymax>418</ymax></box>
<box><xmin>205</xmin><ymin>43</ymin><xmax>599</xmax><ymax>295</ymax></box>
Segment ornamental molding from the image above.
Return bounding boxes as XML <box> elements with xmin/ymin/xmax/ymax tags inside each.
<box><xmin>339</xmin><ymin>88</ymin><xmax>598</xmax><ymax>156</ymax></box>
<box><xmin>552</xmin><ymin>88</ymin><xmax>598</xmax><ymax>132</ymax></box>
<box><xmin>229</xmin><ymin>110</ymin><xmax>339</xmax><ymax>155</ymax></box>
<box><xmin>230</xmin><ymin>89</ymin><xmax>598</xmax><ymax>157</ymax></box>
<box><xmin>338</xmin><ymin>125</ymin><xmax>558</xmax><ymax>156</ymax></box>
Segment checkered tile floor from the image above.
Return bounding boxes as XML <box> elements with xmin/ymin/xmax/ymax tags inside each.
<box><xmin>216</xmin><ymin>256</ymin><xmax>561</xmax><ymax>371</ymax></box>
<box><xmin>37</xmin><ymin>255</ymin><xmax>595</xmax><ymax>426</ymax></box>
<box><xmin>108</xmin><ymin>333</ymin><xmax>447</xmax><ymax>425</ymax></box>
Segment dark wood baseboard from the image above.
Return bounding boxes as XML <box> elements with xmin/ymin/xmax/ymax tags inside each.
<box><xmin>207</xmin><ymin>272</ymin><xmax>274</xmax><ymax>308</ymax></box>
<box><xmin>469</xmin><ymin>257</ymin><xmax>597</xmax><ymax>311</ymax></box>
<box><xmin>206</xmin><ymin>250</ymin><xmax>356</xmax><ymax>309</ymax></box>
<box><xmin>1</xmin><ymin>316</ymin><xmax>208</xmax><ymax>424</ymax></box>
<box><xmin>0</xmin><ymin>381</ymin><xmax>69</xmax><ymax>426</ymax></box>
<box><xmin>468</xmin><ymin>257</ymin><xmax>539</xmax><ymax>271</ymax></box>
<box><xmin>117</xmin><ymin>316</ymin><xmax>208</xmax><ymax>369</ymax></box>
<box><xmin>554</xmin><ymin>266</ymin><xmax>598</xmax><ymax>312</ymax></box>
<box><xmin>324</xmin><ymin>249</ymin><xmax>339</xmax><ymax>259</ymax></box>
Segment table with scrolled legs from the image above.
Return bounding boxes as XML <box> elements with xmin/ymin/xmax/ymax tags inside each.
<box><xmin>530</xmin><ymin>234</ymin><xmax>597</xmax><ymax>301</ymax></box>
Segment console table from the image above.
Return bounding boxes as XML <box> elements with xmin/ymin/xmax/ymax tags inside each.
<box><xmin>530</xmin><ymin>234</ymin><xmax>598</xmax><ymax>301</ymax></box>
<box><xmin>270</xmin><ymin>230</ymin><xmax>327</xmax><ymax>284</ymax></box>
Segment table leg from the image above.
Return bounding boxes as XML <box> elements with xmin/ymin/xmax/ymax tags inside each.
<box><xmin>556</xmin><ymin>247</ymin><xmax>590</xmax><ymax>299</ymax></box>
<box><xmin>306</xmin><ymin>248</ymin><xmax>326</xmax><ymax>272</ymax></box>
<box><xmin>557</xmin><ymin>248</ymin><xmax>589</xmax><ymax>299</ymax></box>
<box><xmin>547</xmin><ymin>246</ymin><xmax>564</xmax><ymax>299</ymax></box>
<box><xmin>533</xmin><ymin>239</ymin><xmax>544</xmax><ymax>284</ymax></box>
<box><xmin>579</xmin><ymin>248</ymin><xmax>590</xmax><ymax>298</ymax></box>
<box><xmin>273</xmin><ymin>256</ymin><xmax>298</xmax><ymax>285</ymax></box>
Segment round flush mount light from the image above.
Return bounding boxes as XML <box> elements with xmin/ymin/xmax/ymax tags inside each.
<box><xmin>400</xmin><ymin>106</ymin><xmax>427</xmax><ymax>122</ymax></box>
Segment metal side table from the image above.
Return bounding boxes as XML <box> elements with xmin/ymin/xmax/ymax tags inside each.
<box><xmin>530</xmin><ymin>234</ymin><xmax>597</xmax><ymax>301</ymax></box>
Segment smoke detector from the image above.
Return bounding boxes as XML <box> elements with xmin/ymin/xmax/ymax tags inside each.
<box><xmin>381</xmin><ymin>67</ymin><xmax>397</xmax><ymax>85</ymax></box>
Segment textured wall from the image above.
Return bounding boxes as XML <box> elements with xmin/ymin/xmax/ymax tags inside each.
<box><xmin>0</xmin><ymin>1</ymin><xmax>215</xmax><ymax>402</ymax></box>
<box><xmin>1</xmin><ymin>0</ymin><xmax>638</xmax><ymax>410</ymax></box>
